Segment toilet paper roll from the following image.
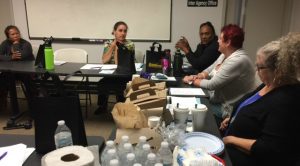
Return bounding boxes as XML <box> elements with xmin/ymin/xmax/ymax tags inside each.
<box><xmin>42</xmin><ymin>146</ymin><xmax>95</xmax><ymax>166</ymax></box>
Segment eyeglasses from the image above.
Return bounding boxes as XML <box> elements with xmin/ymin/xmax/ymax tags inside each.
<box><xmin>256</xmin><ymin>65</ymin><xmax>269</xmax><ymax>71</ymax></box>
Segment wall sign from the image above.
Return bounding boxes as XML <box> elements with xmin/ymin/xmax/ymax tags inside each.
<box><xmin>187</xmin><ymin>0</ymin><xmax>218</xmax><ymax>7</ymax></box>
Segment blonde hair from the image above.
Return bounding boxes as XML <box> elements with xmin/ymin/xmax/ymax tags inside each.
<box><xmin>275</xmin><ymin>32</ymin><xmax>300</xmax><ymax>85</ymax></box>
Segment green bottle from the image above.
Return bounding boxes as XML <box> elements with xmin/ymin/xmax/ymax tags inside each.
<box><xmin>44</xmin><ymin>46</ymin><xmax>54</xmax><ymax>70</ymax></box>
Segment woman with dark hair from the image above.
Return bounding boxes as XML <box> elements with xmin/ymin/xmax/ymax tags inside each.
<box><xmin>95</xmin><ymin>21</ymin><xmax>135</xmax><ymax>114</ymax></box>
<box><xmin>0</xmin><ymin>25</ymin><xmax>35</xmax><ymax>115</ymax></box>
<box><xmin>175</xmin><ymin>21</ymin><xmax>220</xmax><ymax>72</ymax></box>
<box><xmin>183</xmin><ymin>24</ymin><xmax>256</xmax><ymax>124</ymax></box>
<box><xmin>220</xmin><ymin>33</ymin><xmax>300</xmax><ymax>166</ymax></box>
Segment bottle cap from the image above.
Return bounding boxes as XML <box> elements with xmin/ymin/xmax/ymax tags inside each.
<box><xmin>109</xmin><ymin>159</ymin><xmax>119</xmax><ymax>166</ymax></box>
<box><xmin>106</xmin><ymin>140</ymin><xmax>114</xmax><ymax>147</ymax></box>
<box><xmin>147</xmin><ymin>153</ymin><xmax>156</xmax><ymax>160</ymax></box>
<box><xmin>139</xmin><ymin>136</ymin><xmax>147</xmax><ymax>142</ymax></box>
<box><xmin>121</xmin><ymin>135</ymin><xmax>129</xmax><ymax>142</ymax></box>
<box><xmin>143</xmin><ymin>144</ymin><xmax>150</xmax><ymax>150</ymax></box>
<box><xmin>57</xmin><ymin>120</ymin><xmax>65</xmax><ymax>125</ymax></box>
<box><xmin>107</xmin><ymin>149</ymin><xmax>116</xmax><ymax>155</ymax></box>
<box><xmin>133</xmin><ymin>164</ymin><xmax>142</xmax><ymax>166</ymax></box>
<box><xmin>154</xmin><ymin>163</ymin><xmax>163</xmax><ymax>166</ymax></box>
<box><xmin>124</xmin><ymin>143</ymin><xmax>132</xmax><ymax>150</ymax></box>
<box><xmin>127</xmin><ymin>153</ymin><xmax>135</xmax><ymax>160</ymax></box>
<box><xmin>161</xmin><ymin>141</ymin><xmax>169</xmax><ymax>148</ymax></box>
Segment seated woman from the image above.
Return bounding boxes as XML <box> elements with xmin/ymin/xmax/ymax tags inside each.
<box><xmin>183</xmin><ymin>24</ymin><xmax>256</xmax><ymax>124</ymax></box>
<box><xmin>220</xmin><ymin>33</ymin><xmax>300</xmax><ymax>166</ymax></box>
<box><xmin>0</xmin><ymin>25</ymin><xmax>35</xmax><ymax>116</ymax></box>
<box><xmin>96</xmin><ymin>21</ymin><xmax>135</xmax><ymax>114</ymax></box>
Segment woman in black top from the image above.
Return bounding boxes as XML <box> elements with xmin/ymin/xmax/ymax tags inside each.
<box><xmin>175</xmin><ymin>21</ymin><xmax>220</xmax><ymax>73</ymax></box>
<box><xmin>0</xmin><ymin>25</ymin><xmax>35</xmax><ymax>115</ymax></box>
<box><xmin>220</xmin><ymin>33</ymin><xmax>300</xmax><ymax>166</ymax></box>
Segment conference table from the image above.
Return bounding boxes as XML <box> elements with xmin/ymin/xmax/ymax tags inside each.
<box><xmin>0</xmin><ymin>60</ymin><xmax>232</xmax><ymax>166</ymax></box>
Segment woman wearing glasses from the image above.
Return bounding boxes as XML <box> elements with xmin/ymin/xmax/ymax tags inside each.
<box><xmin>220</xmin><ymin>33</ymin><xmax>300</xmax><ymax>166</ymax></box>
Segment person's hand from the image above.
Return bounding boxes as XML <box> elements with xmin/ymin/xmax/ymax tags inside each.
<box><xmin>196</xmin><ymin>72</ymin><xmax>206</xmax><ymax>79</ymax></box>
<box><xmin>182</xmin><ymin>75</ymin><xmax>196</xmax><ymax>84</ymax></box>
<box><xmin>11</xmin><ymin>49</ymin><xmax>21</xmax><ymax>60</ymax></box>
<box><xmin>110</xmin><ymin>39</ymin><xmax>118</xmax><ymax>49</ymax></box>
<box><xmin>192</xmin><ymin>78</ymin><xmax>201</xmax><ymax>87</ymax></box>
<box><xmin>219</xmin><ymin>117</ymin><xmax>230</xmax><ymax>131</ymax></box>
<box><xmin>175</xmin><ymin>36</ymin><xmax>190</xmax><ymax>54</ymax></box>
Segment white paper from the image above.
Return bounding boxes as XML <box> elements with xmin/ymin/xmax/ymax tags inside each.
<box><xmin>54</xmin><ymin>60</ymin><xmax>66</xmax><ymax>65</ymax></box>
<box><xmin>80</xmin><ymin>64</ymin><xmax>103</xmax><ymax>70</ymax></box>
<box><xmin>169</xmin><ymin>88</ymin><xmax>205</xmax><ymax>96</ymax></box>
<box><xmin>0</xmin><ymin>143</ymin><xmax>34</xmax><ymax>166</ymax></box>
<box><xmin>99</xmin><ymin>70</ymin><xmax>115</xmax><ymax>74</ymax></box>
<box><xmin>101</xmin><ymin>64</ymin><xmax>117</xmax><ymax>70</ymax></box>
<box><xmin>150</xmin><ymin>76</ymin><xmax>176</xmax><ymax>81</ymax></box>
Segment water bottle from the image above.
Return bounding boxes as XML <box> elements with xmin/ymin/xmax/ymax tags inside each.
<box><xmin>162</xmin><ymin>49</ymin><xmax>171</xmax><ymax>76</ymax></box>
<box><xmin>44</xmin><ymin>37</ymin><xmax>54</xmax><ymax>70</ymax></box>
<box><xmin>109</xmin><ymin>159</ymin><xmax>120</xmax><ymax>166</ymax></box>
<box><xmin>120</xmin><ymin>143</ymin><xmax>134</xmax><ymax>165</ymax></box>
<box><xmin>54</xmin><ymin>120</ymin><xmax>73</xmax><ymax>149</ymax></box>
<box><xmin>135</xmin><ymin>136</ymin><xmax>147</xmax><ymax>162</ymax></box>
<box><xmin>101</xmin><ymin>140</ymin><xmax>117</xmax><ymax>165</ymax></box>
<box><xmin>145</xmin><ymin>153</ymin><xmax>157</xmax><ymax>166</ymax></box>
<box><xmin>156</xmin><ymin>141</ymin><xmax>173</xmax><ymax>166</ymax></box>
<box><xmin>140</xmin><ymin>144</ymin><xmax>152</xmax><ymax>164</ymax></box>
<box><xmin>104</xmin><ymin>149</ymin><xmax>119</xmax><ymax>166</ymax></box>
<box><xmin>173</xmin><ymin>49</ymin><xmax>183</xmax><ymax>77</ymax></box>
<box><xmin>125</xmin><ymin>153</ymin><xmax>137</xmax><ymax>166</ymax></box>
<box><xmin>118</xmin><ymin>135</ymin><xmax>129</xmax><ymax>157</ymax></box>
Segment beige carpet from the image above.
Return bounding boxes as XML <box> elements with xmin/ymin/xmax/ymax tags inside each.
<box><xmin>0</xmin><ymin>91</ymin><xmax>115</xmax><ymax>141</ymax></box>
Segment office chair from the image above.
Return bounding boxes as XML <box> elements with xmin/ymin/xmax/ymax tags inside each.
<box><xmin>54</xmin><ymin>48</ymin><xmax>100</xmax><ymax>117</ymax></box>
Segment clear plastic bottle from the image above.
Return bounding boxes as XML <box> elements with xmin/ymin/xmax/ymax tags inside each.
<box><xmin>120</xmin><ymin>143</ymin><xmax>134</xmax><ymax>164</ymax></box>
<box><xmin>145</xmin><ymin>153</ymin><xmax>157</xmax><ymax>166</ymax></box>
<box><xmin>156</xmin><ymin>141</ymin><xmax>173</xmax><ymax>166</ymax></box>
<box><xmin>54</xmin><ymin>120</ymin><xmax>73</xmax><ymax>149</ymax></box>
<box><xmin>118</xmin><ymin>135</ymin><xmax>129</xmax><ymax>156</ymax></box>
<box><xmin>109</xmin><ymin>159</ymin><xmax>120</xmax><ymax>166</ymax></box>
<box><xmin>135</xmin><ymin>136</ymin><xmax>147</xmax><ymax>162</ymax></box>
<box><xmin>140</xmin><ymin>144</ymin><xmax>152</xmax><ymax>164</ymax></box>
<box><xmin>101</xmin><ymin>140</ymin><xmax>117</xmax><ymax>165</ymax></box>
<box><xmin>125</xmin><ymin>153</ymin><xmax>137</xmax><ymax>166</ymax></box>
<box><xmin>104</xmin><ymin>149</ymin><xmax>119</xmax><ymax>166</ymax></box>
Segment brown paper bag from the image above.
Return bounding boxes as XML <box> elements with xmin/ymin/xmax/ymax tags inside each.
<box><xmin>111</xmin><ymin>103</ymin><xmax>148</xmax><ymax>128</ymax></box>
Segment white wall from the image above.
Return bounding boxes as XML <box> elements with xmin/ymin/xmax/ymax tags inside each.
<box><xmin>0</xmin><ymin>0</ymin><xmax>14</xmax><ymax>41</ymax></box>
<box><xmin>290</xmin><ymin>0</ymin><xmax>300</xmax><ymax>32</ymax></box>
<box><xmin>11</xmin><ymin>0</ymin><xmax>225</xmax><ymax>63</ymax></box>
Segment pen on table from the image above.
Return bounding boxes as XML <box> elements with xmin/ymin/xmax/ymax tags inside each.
<box><xmin>0</xmin><ymin>151</ymin><xmax>7</xmax><ymax>160</ymax></box>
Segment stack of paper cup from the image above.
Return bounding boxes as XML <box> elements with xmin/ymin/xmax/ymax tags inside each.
<box><xmin>191</xmin><ymin>104</ymin><xmax>208</xmax><ymax>131</ymax></box>
<box><xmin>173</xmin><ymin>107</ymin><xmax>189</xmax><ymax>125</ymax></box>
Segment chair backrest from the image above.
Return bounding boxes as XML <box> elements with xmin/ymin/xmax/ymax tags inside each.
<box><xmin>54</xmin><ymin>48</ymin><xmax>88</xmax><ymax>63</ymax></box>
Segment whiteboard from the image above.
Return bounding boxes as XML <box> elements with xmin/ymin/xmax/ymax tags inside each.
<box><xmin>25</xmin><ymin>0</ymin><xmax>172</xmax><ymax>41</ymax></box>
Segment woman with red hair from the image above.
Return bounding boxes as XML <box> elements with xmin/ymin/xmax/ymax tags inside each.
<box><xmin>183</xmin><ymin>24</ymin><xmax>256</xmax><ymax>124</ymax></box>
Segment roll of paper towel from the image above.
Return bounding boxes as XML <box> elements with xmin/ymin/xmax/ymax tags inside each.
<box><xmin>42</xmin><ymin>146</ymin><xmax>95</xmax><ymax>166</ymax></box>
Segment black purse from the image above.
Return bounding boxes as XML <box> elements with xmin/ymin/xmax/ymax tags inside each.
<box><xmin>115</xmin><ymin>43</ymin><xmax>136</xmax><ymax>75</ymax></box>
<box><xmin>145</xmin><ymin>42</ymin><xmax>164</xmax><ymax>73</ymax></box>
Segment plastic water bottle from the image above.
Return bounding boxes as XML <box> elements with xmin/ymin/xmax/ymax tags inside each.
<box><xmin>125</xmin><ymin>153</ymin><xmax>137</xmax><ymax>166</ymax></box>
<box><xmin>54</xmin><ymin>120</ymin><xmax>73</xmax><ymax>149</ymax></box>
<box><xmin>101</xmin><ymin>140</ymin><xmax>117</xmax><ymax>165</ymax></box>
<box><xmin>118</xmin><ymin>135</ymin><xmax>129</xmax><ymax>156</ymax></box>
<box><xmin>120</xmin><ymin>143</ymin><xmax>134</xmax><ymax>164</ymax></box>
<box><xmin>109</xmin><ymin>159</ymin><xmax>120</xmax><ymax>166</ymax></box>
<box><xmin>104</xmin><ymin>149</ymin><xmax>119</xmax><ymax>166</ymax></box>
<box><xmin>135</xmin><ymin>136</ymin><xmax>147</xmax><ymax>162</ymax></box>
<box><xmin>145</xmin><ymin>153</ymin><xmax>157</xmax><ymax>166</ymax></box>
<box><xmin>156</xmin><ymin>141</ymin><xmax>173</xmax><ymax>166</ymax></box>
<box><xmin>140</xmin><ymin>144</ymin><xmax>152</xmax><ymax>164</ymax></box>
